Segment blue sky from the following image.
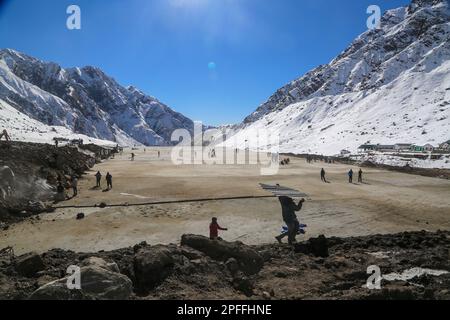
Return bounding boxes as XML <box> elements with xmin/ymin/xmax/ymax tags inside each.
<box><xmin>0</xmin><ymin>0</ymin><xmax>410</xmax><ymax>125</ymax></box>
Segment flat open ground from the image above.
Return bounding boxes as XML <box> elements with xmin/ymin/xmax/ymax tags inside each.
<box><xmin>1</xmin><ymin>148</ymin><xmax>449</xmax><ymax>255</ymax></box>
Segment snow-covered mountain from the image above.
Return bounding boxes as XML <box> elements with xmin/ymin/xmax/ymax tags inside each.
<box><xmin>0</xmin><ymin>98</ymin><xmax>116</xmax><ymax>146</ymax></box>
<box><xmin>0</xmin><ymin>49</ymin><xmax>194</xmax><ymax>146</ymax></box>
<box><xmin>225</xmin><ymin>0</ymin><xmax>450</xmax><ymax>155</ymax></box>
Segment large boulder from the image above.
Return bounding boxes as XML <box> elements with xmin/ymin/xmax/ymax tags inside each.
<box><xmin>29</xmin><ymin>258</ymin><xmax>133</xmax><ymax>300</ymax></box>
<box><xmin>134</xmin><ymin>246</ymin><xmax>174</xmax><ymax>291</ymax></box>
<box><xmin>80</xmin><ymin>256</ymin><xmax>120</xmax><ymax>273</ymax></box>
<box><xmin>295</xmin><ymin>235</ymin><xmax>329</xmax><ymax>258</ymax></box>
<box><xmin>29</xmin><ymin>279</ymin><xmax>87</xmax><ymax>300</ymax></box>
<box><xmin>178</xmin><ymin>246</ymin><xmax>205</xmax><ymax>261</ymax></box>
<box><xmin>181</xmin><ymin>235</ymin><xmax>264</xmax><ymax>275</ymax></box>
<box><xmin>15</xmin><ymin>252</ymin><xmax>45</xmax><ymax>277</ymax></box>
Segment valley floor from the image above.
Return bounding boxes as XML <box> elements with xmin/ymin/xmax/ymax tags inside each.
<box><xmin>1</xmin><ymin>148</ymin><xmax>450</xmax><ymax>255</ymax></box>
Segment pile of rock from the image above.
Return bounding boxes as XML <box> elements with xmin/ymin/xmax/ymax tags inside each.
<box><xmin>0</xmin><ymin>235</ymin><xmax>267</xmax><ymax>300</ymax></box>
<box><xmin>0</xmin><ymin>141</ymin><xmax>102</xmax><ymax>222</ymax></box>
<box><xmin>1</xmin><ymin>231</ymin><xmax>448</xmax><ymax>300</ymax></box>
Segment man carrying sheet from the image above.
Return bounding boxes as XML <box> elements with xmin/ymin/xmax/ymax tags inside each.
<box><xmin>276</xmin><ymin>196</ymin><xmax>305</xmax><ymax>245</ymax></box>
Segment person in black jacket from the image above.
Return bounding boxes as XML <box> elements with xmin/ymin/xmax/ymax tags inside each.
<box><xmin>95</xmin><ymin>171</ymin><xmax>102</xmax><ymax>188</ymax></box>
<box><xmin>275</xmin><ymin>196</ymin><xmax>305</xmax><ymax>245</ymax></box>
<box><xmin>106</xmin><ymin>172</ymin><xmax>113</xmax><ymax>190</ymax></box>
<box><xmin>321</xmin><ymin>168</ymin><xmax>327</xmax><ymax>182</ymax></box>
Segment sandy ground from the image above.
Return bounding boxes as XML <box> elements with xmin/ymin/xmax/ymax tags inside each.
<box><xmin>1</xmin><ymin>148</ymin><xmax>450</xmax><ymax>255</ymax></box>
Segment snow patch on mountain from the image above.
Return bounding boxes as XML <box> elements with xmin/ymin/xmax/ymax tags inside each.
<box><xmin>0</xmin><ymin>99</ymin><xmax>117</xmax><ymax>146</ymax></box>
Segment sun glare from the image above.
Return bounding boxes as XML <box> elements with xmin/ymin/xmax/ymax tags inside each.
<box><xmin>168</xmin><ymin>0</ymin><xmax>209</xmax><ymax>9</ymax></box>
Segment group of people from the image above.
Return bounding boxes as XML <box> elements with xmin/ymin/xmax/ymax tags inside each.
<box><xmin>212</xmin><ymin>166</ymin><xmax>366</xmax><ymax>244</ymax></box>
<box><xmin>55</xmin><ymin>175</ymin><xmax>78</xmax><ymax>202</ymax></box>
<box><xmin>306</xmin><ymin>155</ymin><xmax>334</xmax><ymax>164</ymax></box>
<box><xmin>95</xmin><ymin>171</ymin><xmax>113</xmax><ymax>190</ymax></box>
<box><xmin>348</xmin><ymin>169</ymin><xmax>364</xmax><ymax>183</ymax></box>
<box><xmin>280</xmin><ymin>158</ymin><xmax>291</xmax><ymax>166</ymax></box>
<box><xmin>54</xmin><ymin>171</ymin><xmax>113</xmax><ymax>203</ymax></box>
<box><xmin>209</xmin><ymin>196</ymin><xmax>306</xmax><ymax>245</ymax></box>
<box><xmin>130</xmin><ymin>151</ymin><xmax>160</xmax><ymax>161</ymax></box>
<box><xmin>320</xmin><ymin>168</ymin><xmax>364</xmax><ymax>184</ymax></box>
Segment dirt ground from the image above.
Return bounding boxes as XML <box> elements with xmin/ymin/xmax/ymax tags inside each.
<box><xmin>1</xmin><ymin>148</ymin><xmax>450</xmax><ymax>255</ymax></box>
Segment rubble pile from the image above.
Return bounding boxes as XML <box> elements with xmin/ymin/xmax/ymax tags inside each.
<box><xmin>0</xmin><ymin>141</ymin><xmax>107</xmax><ymax>223</ymax></box>
<box><xmin>0</xmin><ymin>231</ymin><xmax>448</xmax><ymax>300</ymax></box>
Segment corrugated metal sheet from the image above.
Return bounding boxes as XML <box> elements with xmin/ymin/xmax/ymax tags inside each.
<box><xmin>259</xmin><ymin>184</ymin><xmax>308</xmax><ymax>197</ymax></box>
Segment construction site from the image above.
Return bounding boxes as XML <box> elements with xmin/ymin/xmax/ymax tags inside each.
<box><xmin>0</xmin><ymin>141</ymin><xmax>449</xmax><ymax>300</ymax></box>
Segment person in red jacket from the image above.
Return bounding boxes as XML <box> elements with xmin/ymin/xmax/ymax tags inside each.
<box><xmin>210</xmin><ymin>217</ymin><xmax>228</xmax><ymax>240</ymax></box>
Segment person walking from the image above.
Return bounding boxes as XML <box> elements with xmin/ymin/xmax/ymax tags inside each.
<box><xmin>106</xmin><ymin>172</ymin><xmax>113</xmax><ymax>190</ymax></box>
<box><xmin>71</xmin><ymin>176</ymin><xmax>78</xmax><ymax>197</ymax></box>
<box><xmin>320</xmin><ymin>168</ymin><xmax>327</xmax><ymax>182</ymax></box>
<box><xmin>358</xmin><ymin>169</ymin><xmax>363</xmax><ymax>183</ymax></box>
<box><xmin>275</xmin><ymin>197</ymin><xmax>305</xmax><ymax>245</ymax></box>
<box><xmin>348</xmin><ymin>169</ymin><xmax>354</xmax><ymax>184</ymax></box>
<box><xmin>95</xmin><ymin>171</ymin><xmax>102</xmax><ymax>188</ymax></box>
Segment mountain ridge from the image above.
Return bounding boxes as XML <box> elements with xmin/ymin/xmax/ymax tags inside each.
<box><xmin>0</xmin><ymin>48</ymin><xmax>194</xmax><ymax>146</ymax></box>
<box><xmin>244</xmin><ymin>0</ymin><xmax>449</xmax><ymax>124</ymax></box>
<box><xmin>226</xmin><ymin>0</ymin><xmax>450</xmax><ymax>156</ymax></box>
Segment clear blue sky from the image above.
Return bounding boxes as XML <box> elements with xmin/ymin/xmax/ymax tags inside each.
<box><xmin>0</xmin><ymin>0</ymin><xmax>410</xmax><ymax>126</ymax></box>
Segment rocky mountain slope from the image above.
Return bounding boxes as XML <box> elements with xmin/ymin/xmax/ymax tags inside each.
<box><xmin>0</xmin><ymin>140</ymin><xmax>117</xmax><ymax>224</ymax></box>
<box><xmin>0</xmin><ymin>49</ymin><xmax>194</xmax><ymax>146</ymax></box>
<box><xmin>226</xmin><ymin>0</ymin><xmax>450</xmax><ymax>155</ymax></box>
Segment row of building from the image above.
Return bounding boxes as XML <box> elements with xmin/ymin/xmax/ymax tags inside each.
<box><xmin>357</xmin><ymin>140</ymin><xmax>450</xmax><ymax>154</ymax></box>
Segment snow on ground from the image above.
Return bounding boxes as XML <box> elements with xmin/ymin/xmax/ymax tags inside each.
<box><xmin>0</xmin><ymin>99</ymin><xmax>116</xmax><ymax>147</ymax></box>
<box><xmin>358</xmin><ymin>153</ymin><xmax>450</xmax><ymax>169</ymax></box>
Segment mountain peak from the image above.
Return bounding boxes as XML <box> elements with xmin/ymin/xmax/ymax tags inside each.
<box><xmin>0</xmin><ymin>50</ymin><xmax>195</xmax><ymax>146</ymax></box>
<box><xmin>408</xmin><ymin>0</ymin><xmax>449</xmax><ymax>13</ymax></box>
<box><xmin>411</xmin><ymin>0</ymin><xmax>448</xmax><ymax>7</ymax></box>
<box><xmin>235</xmin><ymin>0</ymin><xmax>450</xmax><ymax>155</ymax></box>
<box><xmin>243</xmin><ymin>0</ymin><xmax>449</xmax><ymax>124</ymax></box>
